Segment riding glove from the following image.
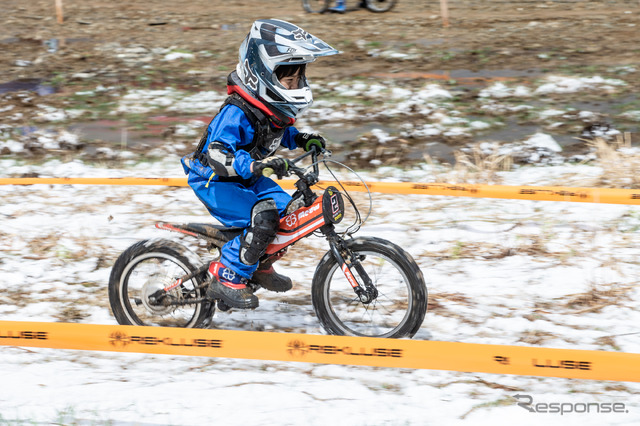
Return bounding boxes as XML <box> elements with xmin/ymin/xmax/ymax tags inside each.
<box><xmin>253</xmin><ymin>157</ymin><xmax>290</xmax><ymax>179</ymax></box>
<box><xmin>295</xmin><ymin>133</ymin><xmax>326</xmax><ymax>152</ymax></box>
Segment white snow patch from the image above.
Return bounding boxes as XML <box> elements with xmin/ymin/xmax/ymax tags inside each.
<box><xmin>523</xmin><ymin>133</ymin><xmax>563</xmax><ymax>152</ymax></box>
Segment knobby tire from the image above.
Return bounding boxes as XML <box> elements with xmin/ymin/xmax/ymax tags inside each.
<box><xmin>366</xmin><ymin>0</ymin><xmax>397</xmax><ymax>13</ymax></box>
<box><xmin>108</xmin><ymin>239</ymin><xmax>211</xmax><ymax>328</ymax></box>
<box><xmin>302</xmin><ymin>0</ymin><xmax>330</xmax><ymax>13</ymax></box>
<box><xmin>311</xmin><ymin>237</ymin><xmax>427</xmax><ymax>338</ymax></box>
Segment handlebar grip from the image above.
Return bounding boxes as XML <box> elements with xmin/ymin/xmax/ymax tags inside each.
<box><xmin>262</xmin><ymin>167</ymin><xmax>274</xmax><ymax>177</ymax></box>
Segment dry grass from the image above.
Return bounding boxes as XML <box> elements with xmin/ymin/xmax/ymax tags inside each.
<box><xmin>517</xmin><ymin>329</ymin><xmax>558</xmax><ymax>345</ymax></box>
<box><xmin>421</xmin><ymin>241</ymin><xmax>509</xmax><ymax>261</ymax></box>
<box><xmin>427</xmin><ymin>292</ymin><xmax>473</xmax><ymax>312</ymax></box>
<box><xmin>461</xmin><ymin>397</ymin><xmax>517</xmax><ymax>420</ymax></box>
<box><xmin>1</xmin><ymin>288</ymin><xmax>33</xmax><ymax>308</ymax></box>
<box><xmin>514</xmin><ymin>235</ymin><xmax>553</xmax><ymax>257</ymax></box>
<box><xmin>422</xmin><ymin>133</ymin><xmax>640</xmax><ymax>188</ymax></box>
<box><xmin>594</xmin><ymin>335</ymin><xmax>620</xmax><ymax>350</ymax></box>
<box><xmin>426</xmin><ymin>292</ymin><xmax>484</xmax><ymax>326</ymax></box>
<box><xmin>423</xmin><ymin>143</ymin><xmax>512</xmax><ymax>184</ymax></box>
<box><xmin>55</xmin><ymin>305</ymin><xmax>90</xmax><ymax>322</ymax></box>
<box><xmin>584</xmin><ymin>133</ymin><xmax>640</xmax><ymax>188</ymax></box>
<box><xmin>452</xmin><ymin>145</ymin><xmax>513</xmax><ymax>184</ymax></box>
<box><xmin>421</xmin><ymin>237</ymin><xmax>569</xmax><ymax>261</ymax></box>
<box><xmin>27</xmin><ymin>234</ymin><xmax>61</xmax><ymax>258</ymax></box>
<box><xmin>563</xmin><ymin>281</ymin><xmax>635</xmax><ymax>314</ymax></box>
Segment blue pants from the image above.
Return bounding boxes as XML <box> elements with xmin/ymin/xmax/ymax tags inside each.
<box><xmin>188</xmin><ymin>174</ymin><xmax>291</xmax><ymax>278</ymax></box>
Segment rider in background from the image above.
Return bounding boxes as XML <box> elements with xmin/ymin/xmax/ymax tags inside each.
<box><xmin>181</xmin><ymin>19</ymin><xmax>338</xmax><ymax>309</ymax></box>
<box><xmin>329</xmin><ymin>0</ymin><xmax>346</xmax><ymax>13</ymax></box>
<box><xmin>329</xmin><ymin>1</ymin><xmax>370</xmax><ymax>13</ymax></box>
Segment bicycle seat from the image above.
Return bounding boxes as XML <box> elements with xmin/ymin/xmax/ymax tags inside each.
<box><xmin>156</xmin><ymin>222</ymin><xmax>244</xmax><ymax>242</ymax></box>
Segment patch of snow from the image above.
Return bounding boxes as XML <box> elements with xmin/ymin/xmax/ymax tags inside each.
<box><xmin>523</xmin><ymin>133</ymin><xmax>562</xmax><ymax>152</ymax></box>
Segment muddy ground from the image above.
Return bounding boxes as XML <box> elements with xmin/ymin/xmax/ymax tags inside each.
<box><xmin>1</xmin><ymin>0</ymin><xmax>639</xmax><ymax>165</ymax></box>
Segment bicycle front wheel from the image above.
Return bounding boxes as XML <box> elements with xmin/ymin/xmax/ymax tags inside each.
<box><xmin>312</xmin><ymin>237</ymin><xmax>427</xmax><ymax>338</ymax></box>
<box><xmin>302</xmin><ymin>0</ymin><xmax>330</xmax><ymax>13</ymax></box>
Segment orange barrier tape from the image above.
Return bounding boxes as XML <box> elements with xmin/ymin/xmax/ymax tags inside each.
<box><xmin>0</xmin><ymin>177</ymin><xmax>189</xmax><ymax>187</ymax></box>
<box><xmin>1</xmin><ymin>177</ymin><xmax>639</xmax><ymax>205</ymax></box>
<box><xmin>1</xmin><ymin>321</ymin><xmax>639</xmax><ymax>382</ymax></box>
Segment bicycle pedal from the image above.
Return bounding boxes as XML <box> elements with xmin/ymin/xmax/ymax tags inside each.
<box><xmin>217</xmin><ymin>299</ymin><xmax>232</xmax><ymax>312</ymax></box>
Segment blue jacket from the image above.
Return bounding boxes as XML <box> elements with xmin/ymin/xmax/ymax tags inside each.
<box><xmin>182</xmin><ymin>103</ymin><xmax>299</xmax><ymax>184</ymax></box>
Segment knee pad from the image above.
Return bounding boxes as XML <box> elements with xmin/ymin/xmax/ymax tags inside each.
<box><xmin>240</xmin><ymin>199</ymin><xmax>280</xmax><ymax>265</ymax></box>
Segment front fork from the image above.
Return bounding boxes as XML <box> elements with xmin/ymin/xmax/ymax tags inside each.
<box><xmin>323</xmin><ymin>226</ymin><xmax>378</xmax><ymax>304</ymax></box>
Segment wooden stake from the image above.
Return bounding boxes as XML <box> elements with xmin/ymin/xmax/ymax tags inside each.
<box><xmin>55</xmin><ymin>0</ymin><xmax>63</xmax><ymax>24</ymax></box>
<box><xmin>440</xmin><ymin>0</ymin><xmax>450</xmax><ymax>28</ymax></box>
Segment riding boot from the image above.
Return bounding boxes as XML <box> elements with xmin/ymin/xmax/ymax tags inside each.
<box><xmin>206</xmin><ymin>261</ymin><xmax>258</xmax><ymax>309</ymax></box>
<box><xmin>251</xmin><ymin>258</ymin><xmax>293</xmax><ymax>293</ymax></box>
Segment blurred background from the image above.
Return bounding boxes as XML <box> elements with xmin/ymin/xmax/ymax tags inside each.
<box><xmin>2</xmin><ymin>0</ymin><xmax>639</xmax><ymax>171</ymax></box>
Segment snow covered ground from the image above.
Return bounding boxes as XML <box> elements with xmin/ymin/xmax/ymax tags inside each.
<box><xmin>1</xmin><ymin>153</ymin><xmax>639</xmax><ymax>425</ymax></box>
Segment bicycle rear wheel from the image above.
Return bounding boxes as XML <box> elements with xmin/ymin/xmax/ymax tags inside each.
<box><xmin>366</xmin><ymin>0</ymin><xmax>396</xmax><ymax>13</ymax></box>
<box><xmin>109</xmin><ymin>239</ymin><xmax>211</xmax><ymax>328</ymax></box>
<box><xmin>302</xmin><ymin>0</ymin><xmax>330</xmax><ymax>13</ymax></box>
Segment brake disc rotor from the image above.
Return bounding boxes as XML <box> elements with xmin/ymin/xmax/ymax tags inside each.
<box><xmin>140</xmin><ymin>275</ymin><xmax>179</xmax><ymax>315</ymax></box>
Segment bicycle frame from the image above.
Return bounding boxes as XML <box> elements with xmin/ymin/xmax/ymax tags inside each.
<box><xmin>266</xmin><ymin>186</ymin><xmax>344</xmax><ymax>255</ymax></box>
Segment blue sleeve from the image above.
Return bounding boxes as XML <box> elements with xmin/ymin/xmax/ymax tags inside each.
<box><xmin>207</xmin><ymin>105</ymin><xmax>256</xmax><ymax>179</ymax></box>
<box><xmin>281</xmin><ymin>127</ymin><xmax>300</xmax><ymax>151</ymax></box>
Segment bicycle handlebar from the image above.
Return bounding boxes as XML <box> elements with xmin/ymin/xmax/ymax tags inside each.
<box><xmin>261</xmin><ymin>146</ymin><xmax>325</xmax><ymax>180</ymax></box>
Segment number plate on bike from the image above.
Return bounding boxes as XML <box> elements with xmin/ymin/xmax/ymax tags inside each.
<box><xmin>322</xmin><ymin>186</ymin><xmax>344</xmax><ymax>224</ymax></box>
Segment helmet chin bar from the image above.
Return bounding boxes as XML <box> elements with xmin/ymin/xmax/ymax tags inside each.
<box><xmin>261</xmin><ymin>85</ymin><xmax>313</xmax><ymax>119</ymax></box>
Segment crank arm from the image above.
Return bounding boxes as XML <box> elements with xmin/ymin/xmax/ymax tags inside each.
<box><xmin>145</xmin><ymin>264</ymin><xmax>210</xmax><ymax>306</ymax></box>
<box><xmin>163</xmin><ymin>263</ymin><xmax>209</xmax><ymax>292</ymax></box>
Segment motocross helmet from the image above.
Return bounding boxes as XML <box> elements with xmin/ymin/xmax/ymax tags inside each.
<box><xmin>236</xmin><ymin>19</ymin><xmax>339</xmax><ymax>119</ymax></box>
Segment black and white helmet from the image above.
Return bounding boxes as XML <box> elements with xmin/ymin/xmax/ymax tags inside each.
<box><xmin>237</xmin><ymin>19</ymin><xmax>338</xmax><ymax>119</ymax></box>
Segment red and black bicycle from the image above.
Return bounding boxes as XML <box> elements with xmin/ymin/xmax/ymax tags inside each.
<box><xmin>108</xmin><ymin>148</ymin><xmax>427</xmax><ymax>338</ymax></box>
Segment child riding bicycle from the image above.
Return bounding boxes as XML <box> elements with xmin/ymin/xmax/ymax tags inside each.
<box><xmin>181</xmin><ymin>19</ymin><xmax>338</xmax><ymax>309</ymax></box>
